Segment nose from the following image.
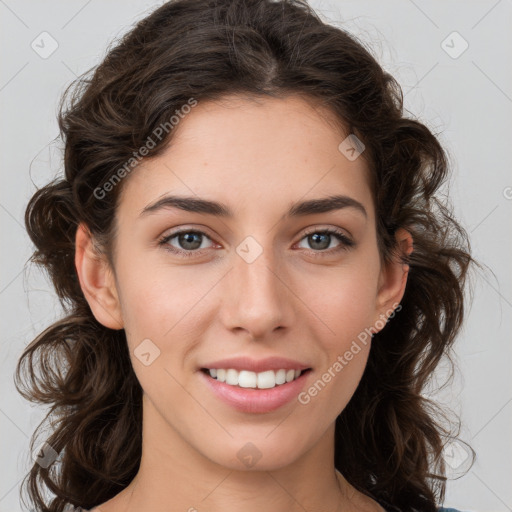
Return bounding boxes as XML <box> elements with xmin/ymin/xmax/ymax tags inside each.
<box><xmin>220</xmin><ymin>241</ymin><xmax>294</xmax><ymax>340</ymax></box>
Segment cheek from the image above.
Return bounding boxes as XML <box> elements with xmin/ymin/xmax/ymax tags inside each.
<box><xmin>116</xmin><ymin>259</ymin><xmax>204</xmax><ymax>337</ymax></box>
<box><xmin>298</xmin><ymin>255</ymin><xmax>380</xmax><ymax>346</ymax></box>
<box><xmin>115</xmin><ymin>260</ymin><xmax>221</xmax><ymax>384</ymax></box>
<box><xmin>115</xmin><ymin>266</ymin><xmax>204</xmax><ymax>404</ymax></box>
<box><xmin>298</xmin><ymin>284</ymin><xmax>376</xmax><ymax>425</ymax></box>
<box><xmin>293</xmin><ymin>251</ymin><xmax>379</xmax><ymax>410</ymax></box>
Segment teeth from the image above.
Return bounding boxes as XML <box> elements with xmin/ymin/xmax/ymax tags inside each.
<box><xmin>207</xmin><ymin>368</ymin><xmax>305</xmax><ymax>389</ymax></box>
<box><xmin>226</xmin><ymin>369</ymin><xmax>239</xmax><ymax>386</ymax></box>
<box><xmin>275</xmin><ymin>369</ymin><xmax>286</xmax><ymax>385</ymax></box>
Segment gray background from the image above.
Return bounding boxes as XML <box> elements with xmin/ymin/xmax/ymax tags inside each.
<box><xmin>1</xmin><ymin>1</ymin><xmax>511</xmax><ymax>511</ymax></box>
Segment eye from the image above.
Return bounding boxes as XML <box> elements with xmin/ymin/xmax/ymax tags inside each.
<box><xmin>158</xmin><ymin>229</ymin><xmax>215</xmax><ymax>257</ymax></box>
<box><xmin>296</xmin><ymin>228</ymin><xmax>354</xmax><ymax>254</ymax></box>
<box><xmin>158</xmin><ymin>226</ymin><xmax>355</xmax><ymax>258</ymax></box>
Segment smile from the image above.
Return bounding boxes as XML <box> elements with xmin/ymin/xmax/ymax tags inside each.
<box><xmin>199</xmin><ymin>367</ymin><xmax>312</xmax><ymax>413</ymax></box>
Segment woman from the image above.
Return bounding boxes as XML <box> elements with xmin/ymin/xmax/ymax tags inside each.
<box><xmin>15</xmin><ymin>0</ymin><xmax>476</xmax><ymax>511</ymax></box>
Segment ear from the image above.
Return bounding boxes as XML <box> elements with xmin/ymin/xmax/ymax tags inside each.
<box><xmin>374</xmin><ymin>227</ymin><xmax>413</xmax><ymax>324</ymax></box>
<box><xmin>74</xmin><ymin>222</ymin><xmax>124</xmax><ymax>330</ymax></box>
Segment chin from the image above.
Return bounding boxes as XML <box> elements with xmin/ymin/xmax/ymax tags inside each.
<box><xmin>195</xmin><ymin>432</ymin><xmax>313</xmax><ymax>472</ymax></box>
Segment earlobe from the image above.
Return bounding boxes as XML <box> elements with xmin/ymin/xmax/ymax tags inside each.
<box><xmin>375</xmin><ymin>227</ymin><xmax>414</xmax><ymax>319</ymax></box>
<box><xmin>74</xmin><ymin>223</ymin><xmax>124</xmax><ymax>330</ymax></box>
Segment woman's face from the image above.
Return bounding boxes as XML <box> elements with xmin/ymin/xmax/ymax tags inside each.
<box><xmin>79</xmin><ymin>94</ymin><xmax>408</xmax><ymax>472</ymax></box>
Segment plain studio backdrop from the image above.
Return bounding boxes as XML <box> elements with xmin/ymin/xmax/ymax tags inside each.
<box><xmin>0</xmin><ymin>1</ymin><xmax>511</xmax><ymax>511</ymax></box>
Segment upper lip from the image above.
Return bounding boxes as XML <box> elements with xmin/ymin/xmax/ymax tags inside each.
<box><xmin>200</xmin><ymin>356</ymin><xmax>311</xmax><ymax>373</ymax></box>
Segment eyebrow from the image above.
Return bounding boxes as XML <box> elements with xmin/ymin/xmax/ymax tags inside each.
<box><xmin>139</xmin><ymin>194</ymin><xmax>367</xmax><ymax>219</ymax></box>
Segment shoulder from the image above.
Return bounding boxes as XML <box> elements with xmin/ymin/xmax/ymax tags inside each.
<box><xmin>438</xmin><ymin>507</ymin><xmax>469</xmax><ymax>512</ymax></box>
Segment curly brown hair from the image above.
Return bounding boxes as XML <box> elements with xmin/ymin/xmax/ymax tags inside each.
<box><xmin>15</xmin><ymin>0</ymin><xmax>478</xmax><ymax>511</ymax></box>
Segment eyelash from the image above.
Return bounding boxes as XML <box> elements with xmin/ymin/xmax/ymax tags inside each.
<box><xmin>158</xmin><ymin>227</ymin><xmax>355</xmax><ymax>259</ymax></box>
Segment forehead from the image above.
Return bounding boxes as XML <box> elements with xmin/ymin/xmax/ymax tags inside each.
<box><xmin>117</xmin><ymin>94</ymin><xmax>375</xmax><ymax>222</ymax></box>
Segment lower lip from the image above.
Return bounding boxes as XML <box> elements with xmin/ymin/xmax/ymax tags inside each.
<box><xmin>199</xmin><ymin>370</ymin><xmax>311</xmax><ymax>413</ymax></box>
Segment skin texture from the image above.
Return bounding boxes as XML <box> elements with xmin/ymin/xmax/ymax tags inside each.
<box><xmin>75</xmin><ymin>94</ymin><xmax>413</xmax><ymax>512</ymax></box>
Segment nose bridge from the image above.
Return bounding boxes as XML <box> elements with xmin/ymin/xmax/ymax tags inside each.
<box><xmin>223</xmin><ymin>235</ymin><xmax>292</xmax><ymax>337</ymax></box>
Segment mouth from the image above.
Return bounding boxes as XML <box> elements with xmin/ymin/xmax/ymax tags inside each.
<box><xmin>200</xmin><ymin>367</ymin><xmax>312</xmax><ymax>389</ymax></box>
<box><xmin>199</xmin><ymin>366</ymin><xmax>313</xmax><ymax>413</ymax></box>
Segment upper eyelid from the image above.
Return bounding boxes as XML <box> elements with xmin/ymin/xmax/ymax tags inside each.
<box><xmin>160</xmin><ymin>226</ymin><xmax>216</xmax><ymax>243</ymax></box>
<box><xmin>301</xmin><ymin>225</ymin><xmax>352</xmax><ymax>239</ymax></box>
